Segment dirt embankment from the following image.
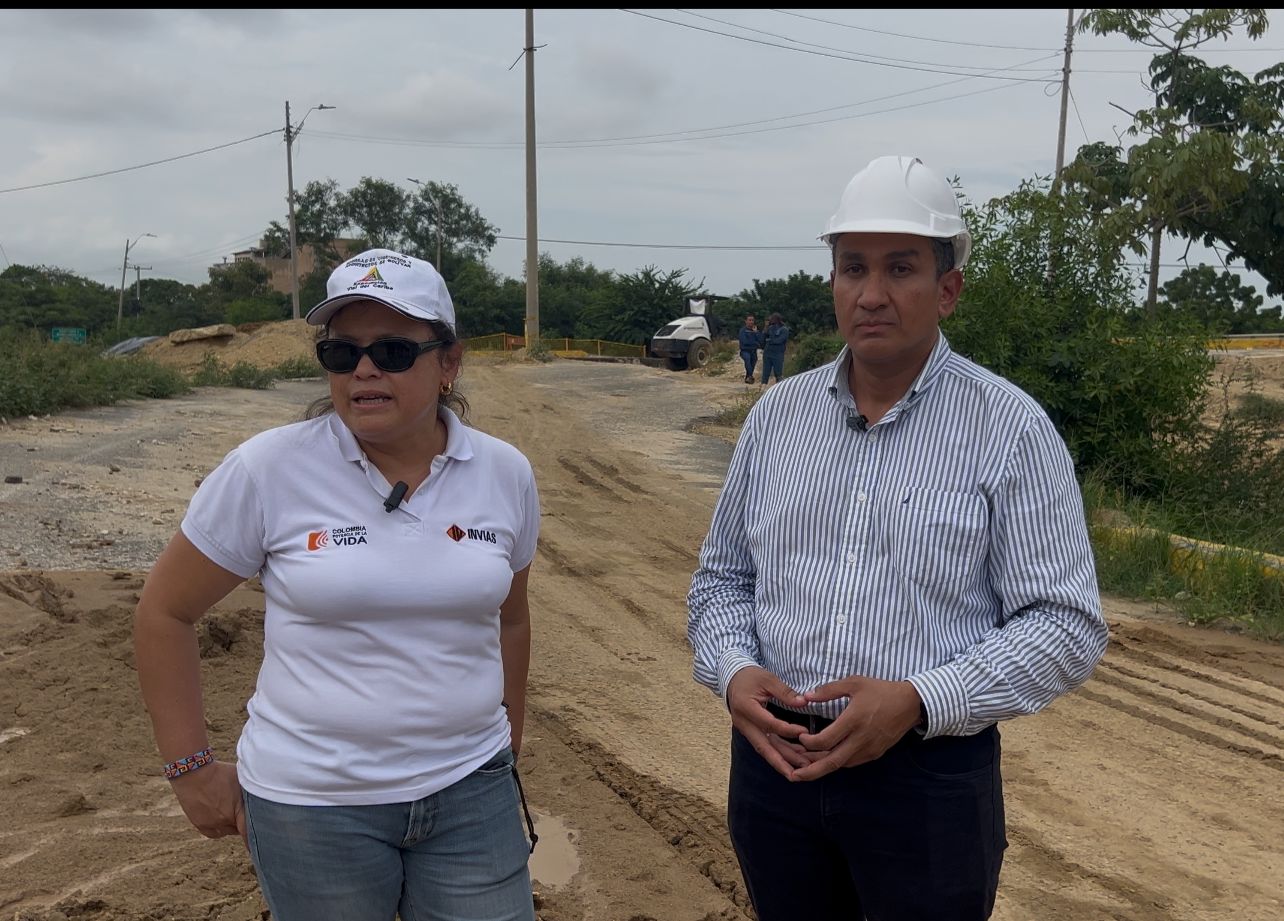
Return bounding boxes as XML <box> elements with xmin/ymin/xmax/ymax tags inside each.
<box><xmin>2</xmin><ymin>331</ymin><xmax>1283</xmax><ymax>920</ymax></box>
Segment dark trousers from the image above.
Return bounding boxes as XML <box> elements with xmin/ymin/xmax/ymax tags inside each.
<box><xmin>728</xmin><ymin>722</ymin><xmax>1005</xmax><ymax>921</ymax></box>
<box><xmin>740</xmin><ymin>349</ymin><xmax>757</xmax><ymax>378</ymax></box>
<box><xmin>761</xmin><ymin>350</ymin><xmax>784</xmax><ymax>383</ymax></box>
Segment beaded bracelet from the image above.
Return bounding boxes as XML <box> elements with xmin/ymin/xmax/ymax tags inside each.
<box><xmin>163</xmin><ymin>748</ymin><xmax>216</xmax><ymax>780</ymax></box>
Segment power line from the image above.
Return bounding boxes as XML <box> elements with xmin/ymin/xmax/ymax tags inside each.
<box><xmin>496</xmin><ymin>233</ymin><xmax>816</xmax><ymax>251</ymax></box>
<box><xmin>769</xmin><ymin>8</ymin><xmax>1062</xmax><ymax>52</ymax></box>
<box><xmin>0</xmin><ymin>129</ymin><xmax>281</xmax><ymax>195</ymax></box>
<box><xmin>767</xmin><ymin>10</ymin><xmax>1284</xmax><ymax>55</ymax></box>
<box><xmin>1069</xmin><ymin>87</ymin><xmax>1091</xmax><ymax>143</ymax></box>
<box><xmin>311</xmin><ymin>72</ymin><xmax>1048</xmax><ymax>154</ymax></box>
<box><xmin>529</xmin><ymin>53</ymin><xmax>1057</xmax><ymax>144</ymax></box>
<box><xmin>618</xmin><ymin>9</ymin><xmax>1060</xmax><ymax>82</ymax></box>
<box><xmin>672</xmin><ymin>8</ymin><xmax>1083</xmax><ymax>71</ymax></box>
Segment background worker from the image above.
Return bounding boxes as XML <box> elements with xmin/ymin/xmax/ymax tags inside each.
<box><xmin>759</xmin><ymin>313</ymin><xmax>790</xmax><ymax>384</ymax></box>
<box><xmin>738</xmin><ymin>314</ymin><xmax>761</xmax><ymax>383</ymax></box>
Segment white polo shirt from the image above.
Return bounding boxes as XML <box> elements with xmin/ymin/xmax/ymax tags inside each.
<box><xmin>181</xmin><ymin>408</ymin><xmax>540</xmax><ymax>806</ymax></box>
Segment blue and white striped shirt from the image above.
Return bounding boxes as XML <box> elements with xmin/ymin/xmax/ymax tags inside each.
<box><xmin>687</xmin><ymin>334</ymin><xmax>1107</xmax><ymax>738</ymax></box>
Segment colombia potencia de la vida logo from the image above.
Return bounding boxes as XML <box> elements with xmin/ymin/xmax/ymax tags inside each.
<box><xmin>307</xmin><ymin>523</ymin><xmax>495</xmax><ymax>551</ymax></box>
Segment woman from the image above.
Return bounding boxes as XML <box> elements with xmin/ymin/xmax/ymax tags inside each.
<box><xmin>134</xmin><ymin>248</ymin><xmax>540</xmax><ymax>921</ymax></box>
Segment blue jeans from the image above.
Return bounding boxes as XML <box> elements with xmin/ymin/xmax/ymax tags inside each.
<box><xmin>761</xmin><ymin>350</ymin><xmax>784</xmax><ymax>383</ymax></box>
<box><xmin>728</xmin><ymin>726</ymin><xmax>1005</xmax><ymax>920</ymax></box>
<box><xmin>243</xmin><ymin>748</ymin><xmax>535</xmax><ymax>921</ymax></box>
<box><xmin>740</xmin><ymin>349</ymin><xmax>757</xmax><ymax>379</ymax></box>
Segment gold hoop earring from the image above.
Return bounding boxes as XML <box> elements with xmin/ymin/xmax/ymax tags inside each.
<box><xmin>440</xmin><ymin>381</ymin><xmax>454</xmax><ymax>396</ymax></box>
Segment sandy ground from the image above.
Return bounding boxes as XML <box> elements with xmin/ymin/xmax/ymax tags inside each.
<box><xmin>1</xmin><ymin>345</ymin><xmax>1283</xmax><ymax>921</ymax></box>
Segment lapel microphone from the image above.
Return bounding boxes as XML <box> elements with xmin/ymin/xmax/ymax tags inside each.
<box><xmin>846</xmin><ymin>412</ymin><xmax>869</xmax><ymax>432</ymax></box>
<box><xmin>383</xmin><ymin>481</ymin><xmax>409</xmax><ymax>513</ymax></box>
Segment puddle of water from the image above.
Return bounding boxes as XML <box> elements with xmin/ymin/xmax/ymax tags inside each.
<box><xmin>0</xmin><ymin>727</ymin><xmax>30</xmax><ymax>745</ymax></box>
<box><xmin>527</xmin><ymin>811</ymin><xmax>580</xmax><ymax>888</ymax></box>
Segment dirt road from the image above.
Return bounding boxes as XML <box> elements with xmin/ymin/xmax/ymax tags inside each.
<box><xmin>1</xmin><ymin>356</ymin><xmax>1282</xmax><ymax>920</ymax></box>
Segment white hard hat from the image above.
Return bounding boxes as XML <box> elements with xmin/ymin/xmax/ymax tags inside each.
<box><xmin>819</xmin><ymin>155</ymin><xmax>972</xmax><ymax>270</ymax></box>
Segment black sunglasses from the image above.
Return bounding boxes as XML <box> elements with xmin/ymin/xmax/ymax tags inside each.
<box><xmin>315</xmin><ymin>337</ymin><xmax>447</xmax><ymax>374</ymax></box>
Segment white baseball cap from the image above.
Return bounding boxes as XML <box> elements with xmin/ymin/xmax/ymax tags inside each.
<box><xmin>305</xmin><ymin>248</ymin><xmax>457</xmax><ymax>334</ymax></box>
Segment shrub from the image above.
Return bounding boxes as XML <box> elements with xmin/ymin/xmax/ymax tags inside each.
<box><xmin>947</xmin><ymin>179</ymin><xmax>1212</xmax><ymax>495</ymax></box>
<box><xmin>785</xmin><ymin>333</ymin><xmax>844</xmax><ymax>377</ymax></box>
<box><xmin>1</xmin><ymin>330</ymin><xmax>189</xmax><ymax>417</ymax></box>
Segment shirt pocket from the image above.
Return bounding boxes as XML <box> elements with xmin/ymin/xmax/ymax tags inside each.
<box><xmin>887</xmin><ymin>487</ymin><xmax>988</xmax><ymax>588</ymax></box>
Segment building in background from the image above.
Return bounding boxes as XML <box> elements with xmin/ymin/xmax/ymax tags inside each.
<box><xmin>212</xmin><ymin>238</ymin><xmax>362</xmax><ymax>295</ymax></box>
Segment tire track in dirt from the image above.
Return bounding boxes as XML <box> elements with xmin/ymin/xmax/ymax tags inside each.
<box><xmin>1110</xmin><ymin>633</ymin><xmax>1284</xmax><ymax>710</ymax></box>
<box><xmin>1075</xmin><ymin>685</ymin><xmax>1284</xmax><ymax>771</ymax></box>
<box><xmin>1005</xmin><ymin>823</ymin><xmax>1184</xmax><ymax>921</ymax></box>
<box><xmin>557</xmin><ymin>457</ymin><xmax>630</xmax><ymax>504</ymax></box>
<box><xmin>1091</xmin><ymin>666</ymin><xmax>1284</xmax><ymax>750</ymax></box>
<box><xmin>537</xmin><ymin>534</ymin><xmax>687</xmax><ymax>647</ymax></box>
<box><xmin>534</xmin><ymin>705</ymin><xmax>752</xmax><ymax>920</ymax></box>
<box><xmin>1110</xmin><ymin>623</ymin><xmax>1284</xmax><ymax>697</ymax></box>
<box><xmin>1097</xmin><ymin>659</ymin><xmax>1284</xmax><ymax>732</ymax></box>
<box><xmin>582</xmin><ymin>457</ymin><xmax>648</xmax><ymax>495</ymax></box>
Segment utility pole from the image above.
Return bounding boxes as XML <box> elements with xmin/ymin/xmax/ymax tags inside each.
<box><xmin>284</xmin><ymin>101</ymin><xmax>336</xmax><ymax>321</ymax></box>
<box><xmin>116</xmin><ymin>233</ymin><xmax>155</xmax><ymax>332</ymax></box>
<box><xmin>1053</xmin><ymin>8</ymin><xmax>1076</xmax><ymax>192</ymax></box>
<box><xmin>133</xmin><ymin>265</ymin><xmax>152</xmax><ymax>312</ymax></box>
<box><xmin>285</xmin><ymin>101</ymin><xmax>300</xmax><ymax>321</ymax></box>
<box><xmin>523</xmin><ymin>9</ymin><xmax>540</xmax><ymax>346</ymax></box>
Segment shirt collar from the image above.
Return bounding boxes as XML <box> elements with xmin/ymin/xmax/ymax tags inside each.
<box><xmin>328</xmin><ymin>405</ymin><xmax>475</xmax><ymax>464</ymax></box>
<box><xmin>826</xmin><ymin>332</ymin><xmax>954</xmax><ymax>407</ymax></box>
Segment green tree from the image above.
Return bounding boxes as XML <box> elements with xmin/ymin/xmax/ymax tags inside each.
<box><xmin>342</xmin><ymin>177</ymin><xmax>408</xmax><ymax>249</ymax></box>
<box><xmin>577</xmin><ymin>265</ymin><xmax>701</xmax><ymax>344</ymax></box>
<box><xmin>1159</xmin><ymin>264</ymin><xmax>1283</xmax><ymax>333</ymax></box>
<box><xmin>535</xmin><ymin>254</ymin><xmax>617</xmax><ymax>339</ymax></box>
<box><xmin>737</xmin><ymin>270</ymin><xmax>835</xmax><ymax>335</ymax></box>
<box><xmin>206</xmin><ymin>259</ymin><xmax>274</xmax><ymax>303</ymax></box>
<box><xmin>405</xmin><ymin>181</ymin><xmax>499</xmax><ymax>279</ymax></box>
<box><xmin>203</xmin><ymin>260</ymin><xmax>287</xmax><ymax>327</ymax></box>
<box><xmin>0</xmin><ymin>264</ymin><xmax>117</xmax><ymax>335</ymax></box>
<box><xmin>119</xmin><ymin>278</ymin><xmax>221</xmax><ymax>338</ymax></box>
<box><xmin>262</xmin><ymin>178</ymin><xmax>350</xmax><ymax>260</ymax></box>
<box><xmin>946</xmin><ymin>178</ymin><xmax>1212</xmax><ymax>493</ymax></box>
<box><xmin>1071</xmin><ymin>9</ymin><xmax>1276</xmax><ymax>309</ymax></box>
<box><xmin>450</xmin><ymin>258</ymin><xmax>525</xmax><ymax>337</ymax></box>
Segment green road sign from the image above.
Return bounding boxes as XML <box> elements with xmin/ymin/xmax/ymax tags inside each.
<box><xmin>50</xmin><ymin>327</ymin><xmax>88</xmax><ymax>344</ymax></box>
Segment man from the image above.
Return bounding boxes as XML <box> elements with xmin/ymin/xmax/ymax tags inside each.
<box><xmin>687</xmin><ymin>155</ymin><xmax>1107</xmax><ymax>921</ymax></box>
<box><xmin>738</xmin><ymin>314</ymin><xmax>760</xmax><ymax>383</ymax></box>
<box><xmin>759</xmin><ymin>312</ymin><xmax>790</xmax><ymax>385</ymax></box>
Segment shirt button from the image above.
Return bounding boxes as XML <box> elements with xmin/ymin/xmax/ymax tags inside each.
<box><xmin>836</xmin><ymin>614</ymin><xmax>848</xmax><ymax>625</ymax></box>
<box><xmin>857</xmin><ymin>492</ymin><xmax>867</xmax><ymax>503</ymax></box>
<box><xmin>868</xmin><ymin>432</ymin><xmax>879</xmax><ymax>443</ymax></box>
<box><xmin>846</xmin><ymin>551</ymin><xmax>857</xmax><ymax>563</ymax></box>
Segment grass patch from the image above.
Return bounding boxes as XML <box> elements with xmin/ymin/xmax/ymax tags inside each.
<box><xmin>1085</xmin><ymin>479</ymin><xmax>1284</xmax><ymax>639</ymax></box>
<box><xmin>704</xmin><ymin>339</ymin><xmax>739</xmax><ymax>378</ymax></box>
<box><xmin>188</xmin><ymin>354</ymin><xmax>322</xmax><ymax>389</ymax></box>
<box><xmin>189</xmin><ymin>354</ymin><xmax>281</xmax><ymax>389</ymax></box>
<box><xmin>1</xmin><ymin>331</ymin><xmax>190</xmax><ymax>417</ymax></box>
<box><xmin>711</xmin><ymin>390</ymin><xmax>762</xmax><ymax>427</ymax></box>
<box><xmin>271</xmin><ymin>355</ymin><xmax>322</xmax><ymax>380</ymax></box>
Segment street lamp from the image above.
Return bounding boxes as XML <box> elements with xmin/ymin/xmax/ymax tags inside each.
<box><xmin>117</xmin><ymin>232</ymin><xmax>155</xmax><ymax>332</ymax></box>
<box><xmin>407</xmin><ymin>178</ymin><xmax>444</xmax><ymax>271</ymax></box>
<box><xmin>285</xmin><ymin>101</ymin><xmax>336</xmax><ymax>320</ymax></box>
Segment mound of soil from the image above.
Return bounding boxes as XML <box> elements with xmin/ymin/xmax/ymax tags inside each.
<box><xmin>141</xmin><ymin>320</ymin><xmax>318</xmax><ymax>373</ymax></box>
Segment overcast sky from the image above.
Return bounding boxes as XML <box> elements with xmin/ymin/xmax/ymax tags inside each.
<box><xmin>2</xmin><ymin>8</ymin><xmax>1281</xmax><ymax>306</ymax></box>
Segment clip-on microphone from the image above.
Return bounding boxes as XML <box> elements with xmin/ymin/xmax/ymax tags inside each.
<box><xmin>383</xmin><ymin>481</ymin><xmax>409</xmax><ymax>513</ymax></box>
